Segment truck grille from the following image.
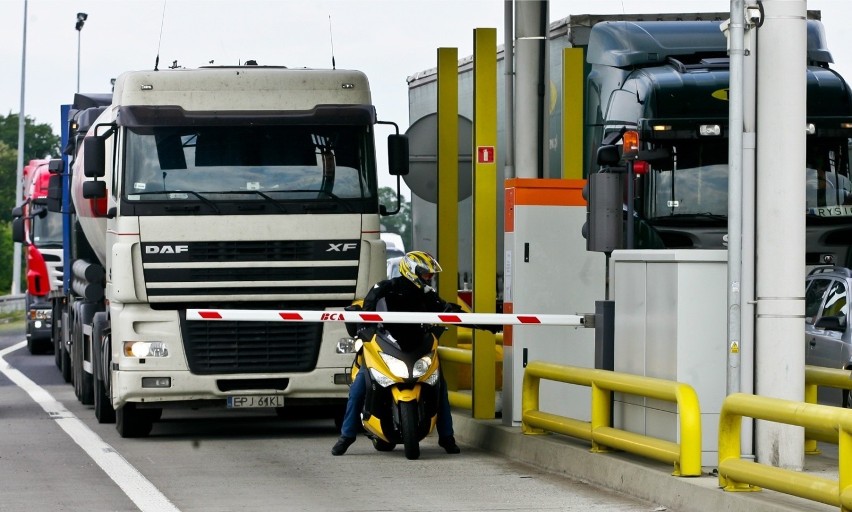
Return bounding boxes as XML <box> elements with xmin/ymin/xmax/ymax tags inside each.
<box><xmin>141</xmin><ymin>239</ymin><xmax>360</xmax><ymax>302</ymax></box>
<box><xmin>181</xmin><ymin>313</ymin><xmax>322</xmax><ymax>375</ymax></box>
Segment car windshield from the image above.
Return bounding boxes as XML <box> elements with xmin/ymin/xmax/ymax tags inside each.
<box><xmin>123</xmin><ymin>124</ymin><xmax>377</xmax><ymax>202</ymax></box>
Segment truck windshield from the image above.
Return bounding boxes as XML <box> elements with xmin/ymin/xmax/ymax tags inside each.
<box><xmin>31</xmin><ymin>209</ymin><xmax>63</xmax><ymax>247</ymax></box>
<box><xmin>645</xmin><ymin>138</ymin><xmax>852</xmax><ymax>221</ymax></box>
<box><xmin>123</xmin><ymin>124</ymin><xmax>377</xmax><ymax>203</ymax></box>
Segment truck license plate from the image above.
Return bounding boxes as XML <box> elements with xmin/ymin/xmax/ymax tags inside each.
<box><xmin>227</xmin><ymin>395</ymin><xmax>284</xmax><ymax>408</ymax></box>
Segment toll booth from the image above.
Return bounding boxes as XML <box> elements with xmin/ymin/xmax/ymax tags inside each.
<box><xmin>610</xmin><ymin>250</ymin><xmax>728</xmax><ymax>466</ymax></box>
<box><xmin>502</xmin><ymin>179</ymin><xmax>606</xmax><ymax>425</ymax></box>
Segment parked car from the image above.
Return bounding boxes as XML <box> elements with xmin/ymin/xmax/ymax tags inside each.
<box><xmin>805</xmin><ymin>265</ymin><xmax>852</xmax><ymax>407</ymax></box>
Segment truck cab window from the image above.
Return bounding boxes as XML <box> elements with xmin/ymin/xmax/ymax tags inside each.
<box><xmin>123</xmin><ymin>124</ymin><xmax>376</xmax><ymax>204</ymax></box>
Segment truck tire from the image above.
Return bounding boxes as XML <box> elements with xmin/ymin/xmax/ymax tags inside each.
<box><xmin>92</xmin><ymin>313</ymin><xmax>115</xmax><ymax>424</ymax></box>
<box><xmin>400</xmin><ymin>401</ymin><xmax>421</xmax><ymax>460</ymax></box>
<box><xmin>115</xmin><ymin>403</ymin><xmax>155</xmax><ymax>438</ymax></box>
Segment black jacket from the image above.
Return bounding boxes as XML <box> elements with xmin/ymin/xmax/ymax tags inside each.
<box><xmin>359</xmin><ymin>276</ymin><xmax>454</xmax><ymax>349</ymax></box>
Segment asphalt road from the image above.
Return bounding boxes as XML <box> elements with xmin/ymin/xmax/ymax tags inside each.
<box><xmin>0</xmin><ymin>320</ymin><xmax>667</xmax><ymax>512</ymax></box>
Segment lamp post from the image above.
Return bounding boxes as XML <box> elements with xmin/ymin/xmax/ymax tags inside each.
<box><xmin>12</xmin><ymin>0</ymin><xmax>29</xmax><ymax>295</ymax></box>
<box><xmin>76</xmin><ymin>12</ymin><xmax>87</xmax><ymax>93</ymax></box>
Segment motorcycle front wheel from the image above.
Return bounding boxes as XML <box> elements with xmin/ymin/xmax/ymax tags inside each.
<box><xmin>371</xmin><ymin>436</ymin><xmax>396</xmax><ymax>452</ymax></box>
<box><xmin>399</xmin><ymin>401</ymin><xmax>420</xmax><ymax>460</ymax></box>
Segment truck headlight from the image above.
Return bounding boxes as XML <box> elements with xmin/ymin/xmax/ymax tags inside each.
<box><xmin>336</xmin><ymin>337</ymin><xmax>356</xmax><ymax>354</ymax></box>
<box><xmin>124</xmin><ymin>341</ymin><xmax>169</xmax><ymax>358</ymax></box>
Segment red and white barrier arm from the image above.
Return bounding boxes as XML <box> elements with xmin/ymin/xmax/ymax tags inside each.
<box><xmin>186</xmin><ymin>309</ymin><xmax>587</xmax><ymax>327</ymax></box>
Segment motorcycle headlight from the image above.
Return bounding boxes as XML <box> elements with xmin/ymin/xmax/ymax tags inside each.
<box><xmin>425</xmin><ymin>368</ymin><xmax>440</xmax><ymax>386</ymax></box>
<box><xmin>369</xmin><ymin>367</ymin><xmax>396</xmax><ymax>388</ymax></box>
<box><xmin>412</xmin><ymin>354</ymin><xmax>434</xmax><ymax>378</ymax></box>
<box><xmin>379</xmin><ymin>352</ymin><xmax>409</xmax><ymax>379</ymax></box>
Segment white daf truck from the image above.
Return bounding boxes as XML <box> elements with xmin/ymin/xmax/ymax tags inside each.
<box><xmin>58</xmin><ymin>64</ymin><xmax>407</xmax><ymax>436</ymax></box>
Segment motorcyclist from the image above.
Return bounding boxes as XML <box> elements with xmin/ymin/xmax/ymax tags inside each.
<box><xmin>331</xmin><ymin>250</ymin><xmax>498</xmax><ymax>456</ymax></box>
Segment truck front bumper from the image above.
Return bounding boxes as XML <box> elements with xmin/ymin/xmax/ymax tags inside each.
<box><xmin>112</xmin><ymin>366</ymin><xmax>351</xmax><ymax>409</ymax></box>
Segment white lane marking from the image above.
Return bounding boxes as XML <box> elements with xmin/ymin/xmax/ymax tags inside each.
<box><xmin>0</xmin><ymin>340</ymin><xmax>180</xmax><ymax>512</ymax></box>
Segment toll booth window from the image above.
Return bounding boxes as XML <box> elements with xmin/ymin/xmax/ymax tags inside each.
<box><xmin>123</xmin><ymin>125</ymin><xmax>376</xmax><ymax>201</ymax></box>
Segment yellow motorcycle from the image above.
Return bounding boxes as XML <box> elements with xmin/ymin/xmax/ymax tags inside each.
<box><xmin>349</xmin><ymin>325</ymin><xmax>442</xmax><ymax>460</ymax></box>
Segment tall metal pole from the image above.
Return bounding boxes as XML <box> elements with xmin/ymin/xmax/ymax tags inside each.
<box><xmin>755</xmin><ymin>0</ymin><xmax>807</xmax><ymax>470</ymax></box>
<box><xmin>12</xmin><ymin>0</ymin><xmax>29</xmax><ymax>295</ymax></box>
<box><xmin>726</xmin><ymin>0</ymin><xmax>745</xmax><ymax>398</ymax></box>
<box><xmin>76</xmin><ymin>13</ymin><xmax>87</xmax><ymax>93</ymax></box>
<box><xmin>77</xmin><ymin>30</ymin><xmax>81</xmax><ymax>93</ymax></box>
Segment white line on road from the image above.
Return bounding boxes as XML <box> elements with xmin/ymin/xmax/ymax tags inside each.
<box><xmin>0</xmin><ymin>340</ymin><xmax>180</xmax><ymax>512</ymax></box>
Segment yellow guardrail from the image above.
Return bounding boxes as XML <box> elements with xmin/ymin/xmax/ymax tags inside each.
<box><xmin>805</xmin><ymin>365</ymin><xmax>852</xmax><ymax>451</ymax></box>
<box><xmin>520</xmin><ymin>361</ymin><xmax>702</xmax><ymax>477</ymax></box>
<box><xmin>438</xmin><ymin>345</ymin><xmax>474</xmax><ymax>410</ymax></box>
<box><xmin>718</xmin><ymin>393</ymin><xmax>852</xmax><ymax>511</ymax></box>
<box><xmin>438</xmin><ymin>331</ymin><xmax>502</xmax><ymax>411</ymax></box>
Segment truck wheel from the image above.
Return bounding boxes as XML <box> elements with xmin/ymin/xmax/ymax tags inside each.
<box><xmin>116</xmin><ymin>403</ymin><xmax>154</xmax><ymax>438</ymax></box>
<box><xmin>93</xmin><ymin>314</ymin><xmax>115</xmax><ymax>424</ymax></box>
<box><xmin>400</xmin><ymin>401</ymin><xmax>421</xmax><ymax>460</ymax></box>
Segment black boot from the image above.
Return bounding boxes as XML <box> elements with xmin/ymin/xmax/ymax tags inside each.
<box><xmin>331</xmin><ymin>436</ymin><xmax>356</xmax><ymax>456</ymax></box>
<box><xmin>438</xmin><ymin>436</ymin><xmax>461</xmax><ymax>454</ymax></box>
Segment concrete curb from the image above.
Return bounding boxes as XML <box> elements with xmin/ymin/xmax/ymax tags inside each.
<box><xmin>452</xmin><ymin>413</ymin><xmax>835</xmax><ymax>512</ymax></box>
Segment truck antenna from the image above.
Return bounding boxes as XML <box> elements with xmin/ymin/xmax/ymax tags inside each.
<box><xmin>328</xmin><ymin>15</ymin><xmax>336</xmax><ymax>70</ymax></box>
<box><xmin>154</xmin><ymin>0</ymin><xmax>168</xmax><ymax>71</ymax></box>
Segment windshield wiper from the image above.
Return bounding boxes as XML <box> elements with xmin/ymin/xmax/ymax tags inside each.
<box><xmin>310</xmin><ymin>190</ymin><xmax>353</xmax><ymax>213</ymax></box>
<box><xmin>132</xmin><ymin>190</ymin><xmax>221</xmax><ymax>214</ymax></box>
<box><xmin>652</xmin><ymin>212</ymin><xmax>727</xmax><ymax>223</ymax></box>
<box><xmin>204</xmin><ymin>190</ymin><xmax>288</xmax><ymax>213</ymax></box>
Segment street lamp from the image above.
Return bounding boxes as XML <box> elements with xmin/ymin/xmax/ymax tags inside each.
<box><xmin>76</xmin><ymin>12</ymin><xmax>87</xmax><ymax>93</ymax></box>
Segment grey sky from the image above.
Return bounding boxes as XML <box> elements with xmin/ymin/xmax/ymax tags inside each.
<box><xmin>2</xmin><ymin>0</ymin><xmax>851</xmax><ymax>192</ymax></box>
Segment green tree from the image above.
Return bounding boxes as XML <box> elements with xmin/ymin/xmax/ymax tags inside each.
<box><xmin>378</xmin><ymin>186</ymin><xmax>412</xmax><ymax>250</ymax></box>
<box><xmin>0</xmin><ymin>114</ymin><xmax>61</xmax><ymax>222</ymax></box>
<box><xmin>1</xmin><ymin>114</ymin><xmax>60</xmax><ymax>293</ymax></box>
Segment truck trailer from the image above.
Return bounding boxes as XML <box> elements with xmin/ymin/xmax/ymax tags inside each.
<box><xmin>49</xmin><ymin>64</ymin><xmax>407</xmax><ymax>437</ymax></box>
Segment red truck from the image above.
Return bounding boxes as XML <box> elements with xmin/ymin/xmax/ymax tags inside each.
<box><xmin>11</xmin><ymin>159</ymin><xmax>64</xmax><ymax>354</ymax></box>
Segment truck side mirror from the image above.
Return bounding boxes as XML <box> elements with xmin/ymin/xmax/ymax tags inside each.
<box><xmin>387</xmin><ymin>134</ymin><xmax>410</xmax><ymax>176</ymax></box>
<box><xmin>83</xmin><ymin>180</ymin><xmax>107</xmax><ymax>199</ymax></box>
<box><xmin>596</xmin><ymin>144</ymin><xmax>621</xmax><ymax>166</ymax></box>
<box><xmin>11</xmin><ymin>205</ymin><xmax>23</xmax><ymax>219</ymax></box>
<box><xmin>83</xmin><ymin>136</ymin><xmax>106</xmax><ymax>178</ymax></box>
<box><xmin>48</xmin><ymin>158</ymin><xmax>64</xmax><ymax>174</ymax></box>
<box><xmin>637</xmin><ymin>147</ymin><xmax>672</xmax><ymax>167</ymax></box>
<box><xmin>11</xmin><ymin>217</ymin><xmax>26</xmax><ymax>244</ymax></box>
<box><xmin>47</xmin><ymin>174</ymin><xmax>63</xmax><ymax>212</ymax></box>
